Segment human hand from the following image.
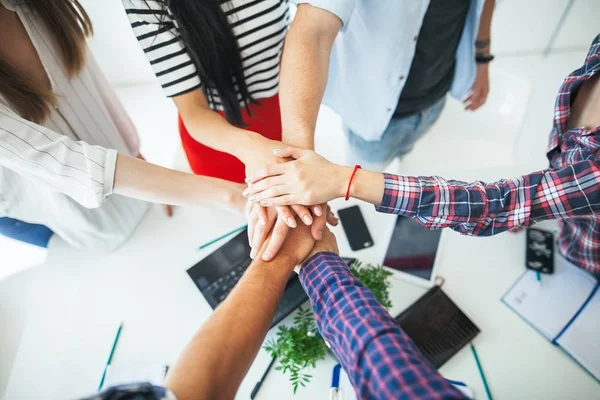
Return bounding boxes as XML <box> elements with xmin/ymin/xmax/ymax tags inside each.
<box><xmin>246</xmin><ymin>202</ymin><xmax>338</xmax><ymax>261</ymax></box>
<box><xmin>293</xmin><ymin>227</ymin><xmax>339</xmax><ymax>273</ymax></box>
<box><xmin>137</xmin><ymin>153</ymin><xmax>174</xmax><ymax>217</ymax></box>
<box><xmin>464</xmin><ymin>63</ymin><xmax>489</xmax><ymax>111</ymax></box>
<box><xmin>258</xmin><ymin>216</ymin><xmax>318</xmax><ymax>270</ymax></box>
<box><xmin>244</xmin><ymin>147</ymin><xmax>350</xmax><ymax>206</ymax></box>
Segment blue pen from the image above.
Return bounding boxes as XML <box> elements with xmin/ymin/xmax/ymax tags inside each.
<box><xmin>330</xmin><ymin>363</ymin><xmax>343</xmax><ymax>400</ymax></box>
<box><xmin>198</xmin><ymin>225</ymin><xmax>247</xmax><ymax>250</ymax></box>
<box><xmin>98</xmin><ymin>322</ymin><xmax>124</xmax><ymax>391</ymax></box>
<box><xmin>470</xmin><ymin>343</ymin><xmax>493</xmax><ymax>400</ymax></box>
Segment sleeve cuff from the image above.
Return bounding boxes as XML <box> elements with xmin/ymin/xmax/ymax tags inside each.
<box><xmin>103</xmin><ymin>149</ymin><xmax>118</xmax><ymax>200</ymax></box>
<box><xmin>294</xmin><ymin>0</ymin><xmax>356</xmax><ymax>27</ymax></box>
<box><xmin>299</xmin><ymin>251</ymin><xmax>351</xmax><ymax>293</ymax></box>
<box><xmin>375</xmin><ymin>173</ymin><xmax>420</xmax><ymax>215</ymax></box>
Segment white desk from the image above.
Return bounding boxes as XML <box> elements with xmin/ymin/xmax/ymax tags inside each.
<box><xmin>1</xmin><ymin>168</ymin><xmax>599</xmax><ymax>400</ymax></box>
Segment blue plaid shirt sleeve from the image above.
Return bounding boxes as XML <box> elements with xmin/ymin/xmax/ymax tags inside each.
<box><xmin>79</xmin><ymin>383</ymin><xmax>175</xmax><ymax>400</ymax></box>
<box><xmin>299</xmin><ymin>252</ymin><xmax>467</xmax><ymax>400</ymax></box>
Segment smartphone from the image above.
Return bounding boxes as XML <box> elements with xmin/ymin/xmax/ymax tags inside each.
<box><xmin>526</xmin><ymin>228</ymin><xmax>554</xmax><ymax>274</ymax></box>
<box><xmin>337</xmin><ymin>205</ymin><xmax>374</xmax><ymax>251</ymax></box>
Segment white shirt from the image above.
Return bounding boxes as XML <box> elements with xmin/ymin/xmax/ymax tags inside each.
<box><xmin>123</xmin><ymin>0</ymin><xmax>290</xmax><ymax>106</ymax></box>
<box><xmin>0</xmin><ymin>0</ymin><xmax>148</xmax><ymax>252</ymax></box>
<box><xmin>296</xmin><ymin>0</ymin><xmax>486</xmax><ymax>141</ymax></box>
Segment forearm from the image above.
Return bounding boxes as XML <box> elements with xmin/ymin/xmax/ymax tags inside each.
<box><xmin>165</xmin><ymin>252</ymin><xmax>295</xmax><ymax>400</ymax></box>
<box><xmin>178</xmin><ymin>106</ymin><xmax>260</xmax><ymax>161</ymax></box>
<box><xmin>377</xmin><ymin>160</ymin><xmax>600</xmax><ymax>235</ymax></box>
<box><xmin>113</xmin><ymin>154</ymin><xmax>245</xmax><ymax>213</ymax></box>
<box><xmin>476</xmin><ymin>0</ymin><xmax>495</xmax><ymax>54</ymax></box>
<box><xmin>280</xmin><ymin>5</ymin><xmax>341</xmax><ymax>149</ymax></box>
<box><xmin>299</xmin><ymin>253</ymin><xmax>464</xmax><ymax>399</ymax></box>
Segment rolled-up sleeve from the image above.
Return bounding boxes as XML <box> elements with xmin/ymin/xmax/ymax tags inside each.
<box><xmin>0</xmin><ymin>104</ymin><xmax>116</xmax><ymax>209</ymax></box>
<box><xmin>294</xmin><ymin>0</ymin><xmax>357</xmax><ymax>27</ymax></box>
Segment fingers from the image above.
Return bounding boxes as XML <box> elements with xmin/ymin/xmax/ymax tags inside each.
<box><xmin>243</xmin><ymin>176</ymin><xmax>286</xmax><ymax>197</ymax></box>
<box><xmin>312</xmin><ymin>205</ymin><xmax>322</xmax><ymax>217</ymax></box>
<box><xmin>262</xmin><ymin>217</ymin><xmax>289</xmax><ymax>261</ymax></box>
<box><xmin>246</xmin><ymin>202</ymin><xmax>258</xmax><ymax>253</ymax></box>
<box><xmin>272</xmin><ymin>146</ymin><xmax>308</xmax><ymax>160</ymax></box>
<box><xmin>259</xmin><ymin>194</ymin><xmax>296</xmax><ymax>207</ymax></box>
<box><xmin>245</xmin><ymin>164</ymin><xmax>287</xmax><ymax>184</ymax></box>
<box><xmin>326</xmin><ymin>208</ymin><xmax>339</xmax><ymax>226</ymax></box>
<box><xmin>291</xmin><ymin>205</ymin><xmax>313</xmax><ymax>225</ymax></box>
<box><xmin>464</xmin><ymin>88</ymin><xmax>488</xmax><ymax>111</ymax></box>
<box><xmin>251</xmin><ymin>185</ymin><xmax>295</xmax><ymax>204</ymax></box>
<box><xmin>256</xmin><ymin>203</ymin><xmax>268</xmax><ymax>225</ymax></box>
<box><xmin>276</xmin><ymin>205</ymin><xmax>298</xmax><ymax>228</ymax></box>
<box><xmin>310</xmin><ymin>209</ymin><xmax>327</xmax><ymax>241</ymax></box>
<box><xmin>251</xmin><ymin>214</ymin><xmax>272</xmax><ymax>259</ymax></box>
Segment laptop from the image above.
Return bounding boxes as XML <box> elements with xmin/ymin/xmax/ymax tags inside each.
<box><xmin>187</xmin><ymin>229</ymin><xmax>309</xmax><ymax>327</ymax></box>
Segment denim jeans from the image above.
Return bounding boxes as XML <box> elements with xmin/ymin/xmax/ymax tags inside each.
<box><xmin>346</xmin><ymin>96</ymin><xmax>446</xmax><ymax>172</ymax></box>
<box><xmin>0</xmin><ymin>217</ymin><xmax>53</xmax><ymax>248</ymax></box>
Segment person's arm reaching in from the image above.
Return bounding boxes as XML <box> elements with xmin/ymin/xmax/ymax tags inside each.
<box><xmin>162</xmin><ymin>222</ymin><xmax>317</xmax><ymax>400</ymax></box>
<box><xmin>0</xmin><ymin>104</ymin><xmax>248</xmax><ymax>214</ymax></box>
<box><xmin>298</xmin><ymin>229</ymin><xmax>467</xmax><ymax>399</ymax></box>
<box><xmin>249</xmin><ymin>3</ymin><xmax>347</xmax><ymax>261</ymax></box>
<box><xmin>244</xmin><ymin>147</ymin><xmax>600</xmax><ymax>236</ymax></box>
<box><xmin>279</xmin><ymin>3</ymin><xmax>344</xmax><ymax>148</ymax></box>
<box><xmin>464</xmin><ymin>0</ymin><xmax>495</xmax><ymax>111</ymax></box>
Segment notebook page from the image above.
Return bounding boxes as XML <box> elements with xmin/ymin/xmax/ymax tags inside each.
<box><xmin>502</xmin><ymin>256</ymin><xmax>596</xmax><ymax>339</ymax></box>
<box><xmin>102</xmin><ymin>364</ymin><xmax>168</xmax><ymax>389</ymax></box>
<box><xmin>556</xmin><ymin>288</ymin><xmax>600</xmax><ymax>381</ymax></box>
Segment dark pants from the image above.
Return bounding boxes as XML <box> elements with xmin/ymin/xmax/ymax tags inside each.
<box><xmin>0</xmin><ymin>217</ymin><xmax>53</xmax><ymax>248</ymax></box>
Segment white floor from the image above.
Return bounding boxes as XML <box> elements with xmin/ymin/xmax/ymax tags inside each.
<box><xmin>0</xmin><ymin>47</ymin><xmax>592</xmax><ymax>397</ymax></box>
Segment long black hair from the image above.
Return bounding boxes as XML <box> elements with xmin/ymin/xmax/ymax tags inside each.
<box><xmin>150</xmin><ymin>0</ymin><xmax>255</xmax><ymax>126</ymax></box>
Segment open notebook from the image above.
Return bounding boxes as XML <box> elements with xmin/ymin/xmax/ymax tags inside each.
<box><xmin>502</xmin><ymin>256</ymin><xmax>600</xmax><ymax>382</ymax></box>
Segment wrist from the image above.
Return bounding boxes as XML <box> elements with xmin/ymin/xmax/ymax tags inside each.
<box><xmin>225</xmin><ymin>183</ymin><xmax>246</xmax><ymax>215</ymax></box>
<box><xmin>282</xmin><ymin>126</ymin><xmax>315</xmax><ymax>149</ymax></box>
<box><xmin>335</xmin><ymin>165</ymin><xmax>354</xmax><ymax>199</ymax></box>
<box><xmin>257</xmin><ymin>251</ymin><xmax>298</xmax><ymax>275</ymax></box>
<box><xmin>235</xmin><ymin>130</ymin><xmax>264</xmax><ymax>161</ymax></box>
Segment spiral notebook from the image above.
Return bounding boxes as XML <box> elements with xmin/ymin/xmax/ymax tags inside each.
<box><xmin>395</xmin><ymin>285</ymin><xmax>480</xmax><ymax>368</ymax></box>
<box><xmin>502</xmin><ymin>255</ymin><xmax>600</xmax><ymax>382</ymax></box>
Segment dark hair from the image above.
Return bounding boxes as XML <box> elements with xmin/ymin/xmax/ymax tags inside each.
<box><xmin>153</xmin><ymin>1</ymin><xmax>255</xmax><ymax>127</ymax></box>
<box><xmin>0</xmin><ymin>0</ymin><xmax>92</xmax><ymax>123</ymax></box>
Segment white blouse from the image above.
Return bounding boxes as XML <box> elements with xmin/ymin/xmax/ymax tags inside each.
<box><xmin>0</xmin><ymin>0</ymin><xmax>148</xmax><ymax>252</ymax></box>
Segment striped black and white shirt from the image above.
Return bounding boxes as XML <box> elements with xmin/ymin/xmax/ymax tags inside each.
<box><xmin>123</xmin><ymin>0</ymin><xmax>291</xmax><ymax>108</ymax></box>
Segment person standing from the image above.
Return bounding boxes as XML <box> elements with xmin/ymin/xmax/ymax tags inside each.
<box><xmin>121</xmin><ymin>0</ymin><xmax>331</xmax><ymax>252</ymax></box>
<box><xmin>0</xmin><ymin>0</ymin><xmax>248</xmax><ymax>253</ymax></box>
<box><xmin>247</xmin><ymin>0</ymin><xmax>496</xmax><ymax>259</ymax></box>
<box><xmin>244</xmin><ymin>34</ymin><xmax>600</xmax><ymax>275</ymax></box>
<box><xmin>279</xmin><ymin>0</ymin><xmax>496</xmax><ymax>171</ymax></box>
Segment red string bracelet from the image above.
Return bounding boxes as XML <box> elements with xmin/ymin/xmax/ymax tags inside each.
<box><xmin>345</xmin><ymin>165</ymin><xmax>362</xmax><ymax>201</ymax></box>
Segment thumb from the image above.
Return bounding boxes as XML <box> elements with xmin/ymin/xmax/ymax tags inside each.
<box><xmin>273</xmin><ymin>146</ymin><xmax>307</xmax><ymax>160</ymax></box>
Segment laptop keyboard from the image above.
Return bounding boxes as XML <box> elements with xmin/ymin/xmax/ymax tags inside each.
<box><xmin>204</xmin><ymin>261</ymin><xmax>247</xmax><ymax>304</ymax></box>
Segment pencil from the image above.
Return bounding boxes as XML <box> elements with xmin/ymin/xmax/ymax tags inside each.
<box><xmin>198</xmin><ymin>225</ymin><xmax>248</xmax><ymax>250</ymax></box>
<box><xmin>98</xmin><ymin>322</ymin><xmax>123</xmax><ymax>391</ymax></box>
<box><xmin>470</xmin><ymin>343</ymin><xmax>493</xmax><ymax>400</ymax></box>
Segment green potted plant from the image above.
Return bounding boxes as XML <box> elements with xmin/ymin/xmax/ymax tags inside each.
<box><xmin>264</xmin><ymin>260</ymin><xmax>393</xmax><ymax>393</ymax></box>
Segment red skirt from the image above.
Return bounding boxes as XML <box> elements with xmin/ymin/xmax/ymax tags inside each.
<box><xmin>178</xmin><ymin>94</ymin><xmax>282</xmax><ymax>183</ymax></box>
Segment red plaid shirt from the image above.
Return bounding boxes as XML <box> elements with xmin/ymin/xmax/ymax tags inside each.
<box><xmin>377</xmin><ymin>34</ymin><xmax>600</xmax><ymax>275</ymax></box>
